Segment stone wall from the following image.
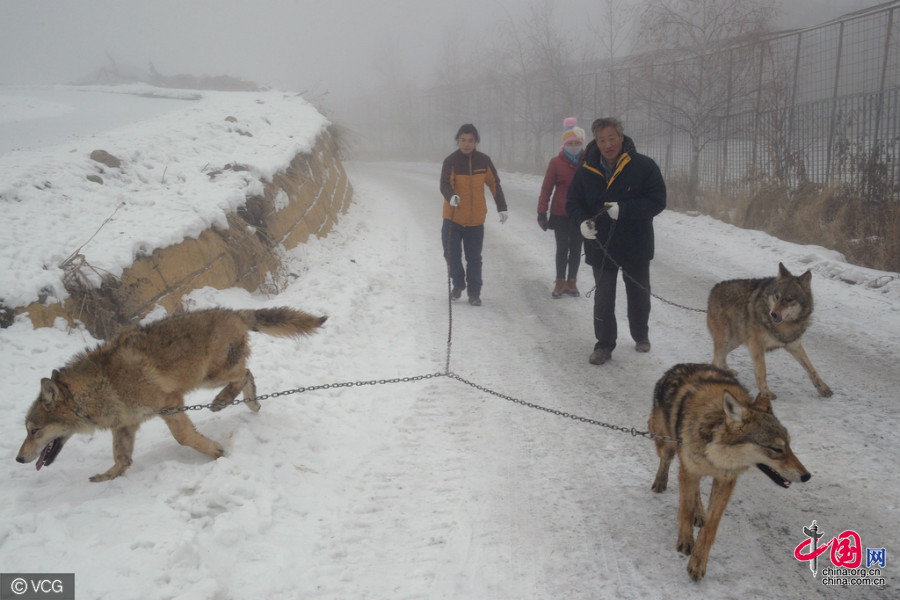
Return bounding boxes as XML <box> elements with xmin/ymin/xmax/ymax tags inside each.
<box><xmin>19</xmin><ymin>131</ymin><xmax>352</xmax><ymax>339</ymax></box>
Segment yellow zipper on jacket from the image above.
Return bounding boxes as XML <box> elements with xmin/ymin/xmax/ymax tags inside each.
<box><xmin>608</xmin><ymin>153</ymin><xmax>631</xmax><ymax>188</ymax></box>
<box><xmin>581</xmin><ymin>153</ymin><xmax>632</xmax><ymax>189</ymax></box>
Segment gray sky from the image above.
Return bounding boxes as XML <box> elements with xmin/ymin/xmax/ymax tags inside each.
<box><xmin>0</xmin><ymin>0</ymin><xmax>872</xmax><ymax>113</ymax></box>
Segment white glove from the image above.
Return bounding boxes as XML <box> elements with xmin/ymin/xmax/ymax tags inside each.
<box><xmin>498</xmin><ymin>211</ymin><xmax>508</xmax><ymax>224</ymax></box>
<box><xmin>449</xmin><ymin>194</ymin><xmax>460</xmax><ymax>207</ymax></box>
<box><xmin>605</xmin><ymin>202</ymin><xmax>619</xmax><ymax>220</ymax></box>
<box><xmin>580</xmin><ymin>219</ymin><xmax>597</xmax><ymax>239</ymax></box>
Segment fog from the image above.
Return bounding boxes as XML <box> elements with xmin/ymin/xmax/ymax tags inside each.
<box><xmin>0</xmin><ymin>0</ymin><xmax>871</xmax><ymax>122</ymax></box>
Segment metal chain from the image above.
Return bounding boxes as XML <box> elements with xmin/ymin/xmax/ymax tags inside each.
<box><xmin>446</xmin><ymin>266</ymin><xmax>454</xmax><ymax>375</ymax></box>
<box><xmin>585</xmin><ymin>228</ymin><xmax>707</xmax><ymax>314</ymax></box>
<box><xmin>159</xmin><ymin>373</ymin><xmax>445</xmax><ymax>415</ymax></box>
<box><xmin>162</xmin><ymin>367</ymin><xmax>679</xmax><ymax>444</ymax></box>
<box><xmin>444</xmin><ymin>204</ymin><xmax>457</xmax><ymax>375</ymax></box>
<box><xmin>159</xmin><ymin>201</ymin><xmax>680</xmax><ymax>445</ymax></box>
<box><xmin>446</xmin><ymin>372</ymin><xmax>680</xmax><ymax>444</ymax></box>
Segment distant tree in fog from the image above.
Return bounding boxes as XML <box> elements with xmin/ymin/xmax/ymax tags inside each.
<box><xmin>636</xmin><ymin>0</ymin><xmax>777</xmax><ymax>204</ymax></box>
<box><xmin>492</xmin><ymin>0</ymin><xmax>591</xmax><ymax>169</ymax></box>
<box><xmin>588</xmin><ymin>0</ymin><xmax>637</xmax><ymax>116</ymax></box>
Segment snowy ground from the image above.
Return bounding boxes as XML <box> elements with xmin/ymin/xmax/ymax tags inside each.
<box><xmin>1</xmin><ymin>87</ymin><xmax>898</xmax><ymax>599</ymax></box>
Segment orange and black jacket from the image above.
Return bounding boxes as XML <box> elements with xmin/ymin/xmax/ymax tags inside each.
<box><xmin>440</xmin><ymin>149</ymin><xmax>508</xmax><ymax>227</ymax></box>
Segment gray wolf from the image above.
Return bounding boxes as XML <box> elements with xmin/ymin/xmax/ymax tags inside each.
<box><xmin>707</xmin><ymin>262</ymin><xmax>832</xmax><ymax>399</ymax></box>
<box><xmin>648</xmin><ymin>363</ymin><xmax>811</xmax><ymax>581</ymax></box>
<box><xmin>16</xmin><ymin>307</ymin><xmax>326</xmax><ymax>482</ymax></box>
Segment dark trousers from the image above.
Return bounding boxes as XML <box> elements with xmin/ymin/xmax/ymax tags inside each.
<box><xmin>591</xmin><ymin>262</ymin><xmax>651</xmax><ymax>352</ymax></box>
<box><xmin>442</xmin><ymin>219</ymin><xmax>484</xmax><ymax>297</ymax></box>
<box><xmin>550</xmin><ymin>215</ymin><xmax>582</xmax><ymax>280</ymax></box>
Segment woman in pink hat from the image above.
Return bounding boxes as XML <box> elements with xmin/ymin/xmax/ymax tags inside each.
<box><xmin>537</xmin><ymin>118</ymin><xmax>585</xmax><ymax>298</ymax></box>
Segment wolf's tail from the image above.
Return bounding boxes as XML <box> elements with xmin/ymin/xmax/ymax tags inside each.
<box><xmin>240</xmin><ymin>308</ymin><xmax>327</xmax><ymax>338</ymax></box>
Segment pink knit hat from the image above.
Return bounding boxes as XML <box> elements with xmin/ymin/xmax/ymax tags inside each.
<box><xmin>562</xmin><ymin>117</ymin><xmax>584</xmax><ymax>146</ymax></box>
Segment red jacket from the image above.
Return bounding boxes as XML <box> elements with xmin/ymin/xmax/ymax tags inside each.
<box><xmin>538</xmin><ymin>150</ymin><xmax>579</xmax><ymax>216</ymax></box>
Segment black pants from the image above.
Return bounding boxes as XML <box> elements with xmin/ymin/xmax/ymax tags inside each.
<box><xmin>441</xmin><ymin>219</ymin><xmax>484</xmax><ymax>297</ymax></box>
<box><xmin>550</xmin><ymin>215</ymin><xmax>582</xmax><ymax>280</ymax></box>
<box><xmin>591</xmin><ymin>262</ymin><xmax>651</xmax><ymax>352</ymax></box>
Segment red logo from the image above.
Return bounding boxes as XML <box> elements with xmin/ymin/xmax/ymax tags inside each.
<box><xmin>794</xmin><ymin>519</ymin><xmax>887</xmax><ymax>587</ymax></box>
<box><xmin>795</xmin><ymin>526</ymin><xmax>862</xmax><ymax>570</ymax></box>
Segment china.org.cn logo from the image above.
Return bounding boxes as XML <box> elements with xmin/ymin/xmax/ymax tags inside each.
<box><xmin>794</xmin><ymin>520</ymin><xmax>888</xmax><ymax>587</ymax></box>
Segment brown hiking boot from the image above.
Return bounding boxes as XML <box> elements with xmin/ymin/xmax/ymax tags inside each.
<box><xmin>589</xmin><ymin>347</ymin><xmax>611</xmax><ymax>365</ymax></box>
<box><xmin>552</xmin><ymin>278</ymin><xmax>565</xmax><ymax>299</ymax></box>
<box><xmin>564</xmin><ymin>279</ymin><xmax>580</xmax><ymax>297</ymax></box>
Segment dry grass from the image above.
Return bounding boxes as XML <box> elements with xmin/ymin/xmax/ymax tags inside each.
<box><xmin>667</xmin><ymin>179</ymin><xmax>899</xmax><ymax>273</ymax></box>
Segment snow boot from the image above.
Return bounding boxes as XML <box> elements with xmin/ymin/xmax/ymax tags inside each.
<box><xmin>552</xmin><ymin>278</ymin><xmax>566</xmax><ymax>299</ymax></box>
<box><xmin>564</xmin><ymin>279</ymin><xmax>580</xmax><ymax>297</ymax></box>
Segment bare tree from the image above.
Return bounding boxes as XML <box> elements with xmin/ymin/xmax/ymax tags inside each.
<box><xmin>637</xmin><ymin>0</ymin><xmax>777</xmax><ymax>205</ymax></box>
<box><xmin>589</xmin><ymin>0</ymin><xmax>637</xmax><ymax>116</ymax></box>
<box><xmin>493</xmin><ymin>0</ymin><xmax>589</xmax><ymax>169</ymax></box>
<box><xmin>752</xmin><ymin>38</ymin><xmax>809</xmax><ymax>185</ymax></box>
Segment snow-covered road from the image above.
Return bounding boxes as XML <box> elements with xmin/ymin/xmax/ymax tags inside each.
<box><xmin>1</xmin><ymin>160</ymin><xmax>897</xmax><ymax>599</ymax></box>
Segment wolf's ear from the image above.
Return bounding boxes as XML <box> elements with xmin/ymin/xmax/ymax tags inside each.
<box><xmin>777</xmin><ymin>262</ymin><xmax>792</xmax><ymax>278</ymax></box>
<box><xmin>753</xmin><ymin>392</ymin><xmax>773</xmax><ymax>413</ymax></box>
<box><xmin>722</xmin><ymin>391</ymin><xmax>747</xmax><ymax>423</ymax></box>
<box><xmin>798</xmin><ymin>269</ymin><xmax>812</xmax><ymax>288</ymax></box>
<box><xmin>40</xmin><ymin>378</ymin><xmax>60</xmax><ymax>407</ymax></box>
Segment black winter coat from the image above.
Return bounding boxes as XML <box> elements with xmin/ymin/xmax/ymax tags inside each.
<box><xmin>566</xmin><ymin>136</ymin><xmax>666</xmax><ymax>269</ymax></box>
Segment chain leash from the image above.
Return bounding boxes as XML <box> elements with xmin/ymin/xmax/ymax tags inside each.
<box><xmin>446</xmin><ymin>373</ymin><xmax>679</xmax><ymax>444</ymax></box>
<box><xmin>445</xmin><ymin>203</ymin><xmax>457</xmax><ymax>375</ymax></box>
<box><xmin>159</xmin><ymin>373</ymin><xmax>446</xmax><ymax>416</ymax></box>
<box><xmin>584</xmin><ymin>211</ymin><xmax>706</xmax><ymax>314</ymax></box>
<box><xmin>161</xmin><ymin>369</ymin><xmax>680</xmax><ymax>445</ymax></box>
<box><xmin>159</xmin><ymin>201</ymin><xmax>680</xmax><ymax>444</ymax></box>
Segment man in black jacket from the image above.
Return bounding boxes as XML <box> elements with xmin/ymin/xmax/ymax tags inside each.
<box><xmin>566</xmin><ymin>118</ymin><xmax>666</xmax><ymax>365</ymax></box>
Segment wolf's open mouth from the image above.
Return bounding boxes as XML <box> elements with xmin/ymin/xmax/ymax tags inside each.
<box><xmin>757</xmin><ymin>463</ymin><xmax>790</xmax><ymax>488</ymax></box>
<box><xmin>36</xmin><ymin>437</ymin><xmax>64</xmax><ymax>471</ymax></box>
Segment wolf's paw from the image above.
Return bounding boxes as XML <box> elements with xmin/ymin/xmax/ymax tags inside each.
<box><xmin>211</xmin><ymin>443</ymin><xmax>225</xmax><ymax>459</ymax></box>
<box><xmin>693</xmin><ymin>511</ymin><xmax>706</xmax><ymax>528</ymax></box>
<box><xmin>245</xmin><ymin>399</ymin><xmax>261</xmax><ymax>412</ymax></box>
<box><xmin>677</xmin><ymin>536</ymin><xmax>694</xmax><ymax>556</ymax></box>
<box><xmin>687</xmin><ymin>555</ymin><xmax>707</xmax><ymax>581</ymax></box>
<box><xmin>816</xmin><ymin>382</ymin><xmax>833</xmax><ymax>397</ymax></box>
<box><xmin>651</xmin><ymin>478</ymin><xmax>667</xmax><ymax>493</ymax></box>
<box><xmin>90</xmin><ymin>468</ymin><xmax>124</xmax><ymax>482</ymax></box>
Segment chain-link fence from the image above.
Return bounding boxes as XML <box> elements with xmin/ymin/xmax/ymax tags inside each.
<box><xmin>392</xmin><ymin>1</ymin><xmax>899</xmax><ymax>203</ymax></box>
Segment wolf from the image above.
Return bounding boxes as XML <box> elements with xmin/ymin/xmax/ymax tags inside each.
<box><xmin>648</xmin><ymin>363</ymin><xmax>811</xmax><ymax>581</ymax></box>
<box><xmin>707</xmin><ymin>262</ymin><xmax>832</xmax><ymax>399</ymax></box>
<box><xmin>16</xmin><ymin>307</ymin><xmax>326</xmax><ymax>482</ymax></box>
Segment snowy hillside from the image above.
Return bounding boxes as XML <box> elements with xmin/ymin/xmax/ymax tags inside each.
<box><xmin>1</xmin><ymin>87</ymin><xmax>898</xmax><ymax>599</ymax></box>
<box><xmin>0</xmin><ymin>84</ymin><xmax>328</xmax><ymax>309</ymax></box>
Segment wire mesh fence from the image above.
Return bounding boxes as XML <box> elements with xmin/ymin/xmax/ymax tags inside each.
<box><xmin>397</xmin><ymin>1</ymin><xmax>899</xmax><ymax>203</ymax></box>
